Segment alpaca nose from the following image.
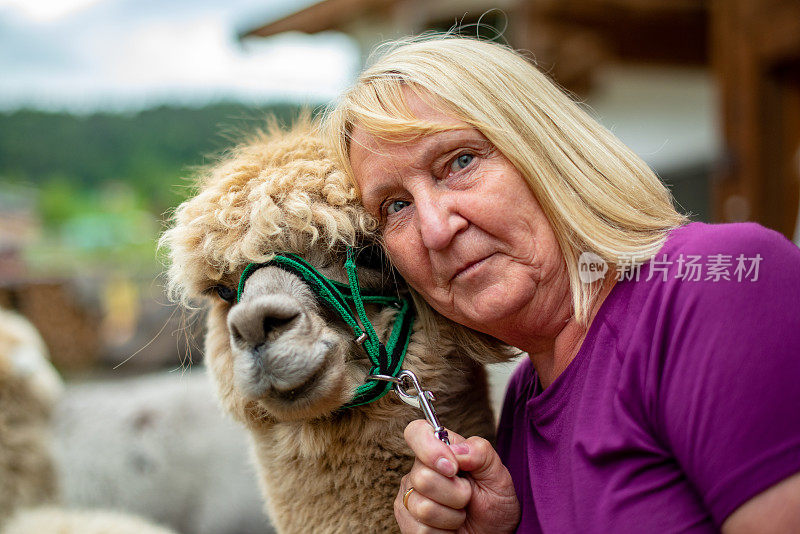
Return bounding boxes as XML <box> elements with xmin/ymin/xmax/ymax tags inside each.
<box><xmin>227</xmin><ymin>296</ymin><xmax>301</xmax><ymax>349</ymax></box>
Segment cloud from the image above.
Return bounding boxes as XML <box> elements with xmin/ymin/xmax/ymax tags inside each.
<box><xmin>0</xmin><ymin>0</ymin><xmax>358</xmax><ymax>112</ymax></box>
<box><xmin>0</xmin><ymin>0</ymin><xmax>103</xmax><ymax>23</ymax></box>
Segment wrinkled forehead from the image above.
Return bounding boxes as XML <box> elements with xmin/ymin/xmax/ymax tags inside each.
<box><xmin>350</xmin><ymin>121</ymin><xmax>481</xmax><ymax>181</ymax></box>
<box><xmin>347</xmin><ymin>85</ymin><xmax>475</xmax><ymax>188</ymax></box>
<box><xmin>345</xmin><ymin>82</ymin><xmax>467</xmax><ymax>148</ymax></box>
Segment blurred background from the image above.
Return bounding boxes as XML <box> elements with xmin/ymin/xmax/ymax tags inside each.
<box><xmin>0</xmin><ymin>0</ymin><xmax>361</xmax><ymax>377</ymax></box>
<box><xmin>2</xmin><ymin>0</ymin><xmax>799</xmax><ymax>377</ymax></box>
<box><xmin>0</xmin><ymin>0</ymin><xmax>798</xmax><ymax>532</ymax></box>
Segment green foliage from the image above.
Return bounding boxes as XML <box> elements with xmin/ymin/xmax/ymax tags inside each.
<box><xmin>0</xmin><ymin>101</ymin><xmax>309</xmax><ymax>275</ymax></box>
<box><xmin>0</xmin><ymin>102</ymin><xmax>307</xmax><ymax>212</ymax></box>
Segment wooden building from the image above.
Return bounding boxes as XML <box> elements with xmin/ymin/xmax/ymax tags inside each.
<box><xmin>242</xmin><ymin>0</ymin><xmax>800</xmax><ymax>240</ymax></box>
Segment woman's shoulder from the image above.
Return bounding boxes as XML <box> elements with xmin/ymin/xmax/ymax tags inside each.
<box><xmin>625</xmin><ymin>223</ymin><xmax>800</xmax><ymax>525</ymax></box>
<box><xmin>663</xmin><ymin>221</ymin><xmax>797</xmax><ymax>258</ymax></box>
<box><xmin>603</xmin><ymin>220</ymin><xmax>800</xmax><ymax>389</ymax></box>
<box><xmin>613</xmin><ymin>221</ymin><xmax>800</xmax><ymax>296</ymax></box>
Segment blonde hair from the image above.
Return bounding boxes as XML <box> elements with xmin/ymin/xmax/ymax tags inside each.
<box><xmin>324</xmin><ymin>35</ymin><xmax>687</xmax><ymax>324</ymax></box>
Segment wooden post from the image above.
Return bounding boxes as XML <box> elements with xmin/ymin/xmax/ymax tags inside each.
<box><xmin>711</xmin><ymin>0</ymin><xmax>800</xmax><ymax>238</ymax></box>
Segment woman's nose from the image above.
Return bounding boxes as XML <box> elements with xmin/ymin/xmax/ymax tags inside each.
<box><xmin>416</xmin><ymin>193</ymin><xmax>467</xmax><ymax>250</ymax></box>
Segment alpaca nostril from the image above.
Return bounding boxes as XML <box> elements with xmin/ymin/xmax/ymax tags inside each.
<box><xmin>228</xmin><ymin>296</ymin><xmax>303</xmax><ymax>350</ymax></box>
<box><xmin>230</xmin><ymin>324</ymin><xmax>244</xmax><ymax>345</ymax></box>
<box><xmin>262</xmin><ymin>313</ymin><xmax>298</xmax><ymax>339</ymax></box>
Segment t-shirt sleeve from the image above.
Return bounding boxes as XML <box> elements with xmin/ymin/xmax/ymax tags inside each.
<box><xmin>650</xmin><ymin>224</ymin><xmax>800</xmax><ymax>527</ymax></box>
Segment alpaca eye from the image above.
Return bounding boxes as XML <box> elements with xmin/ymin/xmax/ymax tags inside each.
<box><xmin>355</xmin><ymin>245</ymin><xmax>387</xmax><ymax>271</ymax></box>
<box><xmin>214</xmin><ymin>285</ymin><xmax>237</xmax><ymax>303</ymax></box>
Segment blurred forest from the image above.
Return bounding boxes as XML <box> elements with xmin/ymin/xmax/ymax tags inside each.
<box><xmin>0</xmin><ymin>102</ymin><xmax>305</xmax><ymax>277</ymax></box>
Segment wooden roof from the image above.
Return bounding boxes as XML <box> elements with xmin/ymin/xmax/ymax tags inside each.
<box><xmin>240</xmin><ymin>0</ymin><xmax>393</xmax><ymax>39</ymax></box>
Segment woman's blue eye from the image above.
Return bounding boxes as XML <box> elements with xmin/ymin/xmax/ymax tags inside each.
<box><xmin>451</xmin><ymin>153</ymin><xmax>474</xmax><ymax>172</ymax></box>
<box><xmin>385</xmin><ymin>200</ymin><xmax>410</xmax><ymax>215</ymax></box>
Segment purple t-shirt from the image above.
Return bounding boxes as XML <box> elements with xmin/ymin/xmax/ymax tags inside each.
<box><xmin>496</xmin><ymin>222</ymin><xmax>800</xmax><ymax>533</ymax></box>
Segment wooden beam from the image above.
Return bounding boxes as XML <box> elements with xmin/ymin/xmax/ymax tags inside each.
<box><xmin>710</xmin><ymin>0</ymin><xmax>800</xmax><ymax>238</ymax></box>
<box><xmin>240</xmin><ymin>0</ymin><xmax>391</xmax><ymax>39</ymax></box>
<box><xmin>762</xmin><ymin>63</ymin><xmax>800</xmax><ymax>236</ymax></box>
<box><xmin>510</xmin><ymin>0</ymin><xmax>708</xmax><ymax>94</ymax></box>
<box><xmin>533</xmin><ymin>0</ymin><xmax>709</xmax><ymax>66</ymax></box>
<box><xmin>754</xmin><ymin>2</ymin><xmax>800</xmax><ymax>64</ymax></box>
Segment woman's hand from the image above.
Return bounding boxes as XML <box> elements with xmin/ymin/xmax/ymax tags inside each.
<box><xmin>395</xmin><ymin>419</ymin><xmax>520</xmax><ymax>533</ymax></box>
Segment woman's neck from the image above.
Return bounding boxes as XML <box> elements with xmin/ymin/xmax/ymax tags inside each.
<box><xmin>526</xmin><ymin>275</ymin><xmax>617</xmax><ymax>389</ymax></box>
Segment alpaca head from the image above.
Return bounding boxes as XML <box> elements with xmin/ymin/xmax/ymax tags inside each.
<box><xmin>161</xmin><ymin>119</ymin><xmax>515</xmax><ymax>426</ymax></box>
<box><xmin>160</xmin><ymin>120</ymin><xmax>407</xmax><ymax>422</ymax></box>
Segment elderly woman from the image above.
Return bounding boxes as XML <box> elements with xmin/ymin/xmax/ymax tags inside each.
<box><xmin>324</xmin><ymin>36</ymin><xmax>800</xmax><ymax>533</ymax></box>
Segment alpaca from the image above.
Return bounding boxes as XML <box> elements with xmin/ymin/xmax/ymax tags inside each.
<box><xmin>0</xmin><ymin>308</ymin><xmax>178</xmax><ymax>534</ymax></box>
<box><xmin>160</xmin><ymin>119</ymin><xmax>515</xmax><ymax>533</ymax></box>
<box><xmin>52</xmin><ymin>370</ymin><xmax>272</xmax><ymax>534</ymax></box>
<box><xmin>2</xmin><ymin>508</ymin><xmax>177</xmax><ymax>534</ymax></box>
<box><xmin>0</xmin><ymin>308</ymin><xmax>267</xmax><ymax>534</ymax></box>
<box><xmin>0</xmin><ymin>308</ymin><xmax>60</xmax><ymax>525</ymax></box>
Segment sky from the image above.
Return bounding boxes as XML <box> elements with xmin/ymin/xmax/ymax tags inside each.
<box><xmin>0</xmin><ymin>0</ymin><xmax>720</xmax><ymax>177</ymax></box>
<box><xmin>0</xmin><ymin>0</ymin><xmax>360</xmax><ymax>112</ymax></box>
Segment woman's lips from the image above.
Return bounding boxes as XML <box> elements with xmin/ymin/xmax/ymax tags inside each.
<box><xmin>452</xmin><ymin>253</ymin><xmax>495</xmax><ymax>281</ymax></box>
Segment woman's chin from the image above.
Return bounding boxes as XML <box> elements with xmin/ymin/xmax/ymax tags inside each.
<box><xmin>454</xmin><ymin>285</ymin><xmax>535</xmax><ymax>332</ymax></box>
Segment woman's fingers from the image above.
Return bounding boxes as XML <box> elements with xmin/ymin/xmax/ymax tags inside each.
<box><xmin>401</xmin><ymin>421</ymin><xmax>471</xmax><ymax>510</ymax></box>
<box><xmin>394</xmin><ymin>499</ymin><xmax>453</xmax><ymax>534</ymax></box>
<box><xmin>449</xmin><ymin>436</ymin><xmax>521</xmax><ymax>533</ymax></box>
<box><xmin>403</xmin><ymin>419</ymin><xmax>462</xmax><ymax>477</ymax></box>
<box><xmin>408</xmin><ymin>458</ymin><xmax>472</xmax><ymax>509</ymax></box>
<box><xmin>395</xmin><ymin>472</ymin><xmax>466</xmax><ymax>532</ymax></box>
<box><xmin>396</xmin><ymin>421</ymin><xmax>475</xmax><ymax>532</ymax></box>
<box><xmin>452</xmin><ymin>436</ymin><xmax>514</xmax><ymax>487</ymax></box>
<box><xmin>399</xmin><ymin>420</ymin><xmax>520</xmax><ymax>533</ymax></box>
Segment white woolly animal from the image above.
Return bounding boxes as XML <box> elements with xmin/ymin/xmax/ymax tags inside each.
<box><xmin>2</xmin><ymin>507</ymin><xmax>177</xmax><ymax>534</ymax></box>
<box><xmin>0</xmin><ymin>308</ymin><xmax>63</xmax><ymax>407</ymax></box>
<box><xmin>52</xmin><ymin>369</ymin><xmax>272</xmax><ymax>534</ymax></box>
<box><xmin>161</xmin><ymin>121</ymin><xmax>516</xmax><ymax>533</ymax></box>
<box><xmin>0</xmin><ymin>308</ymin><xmax>178</xmax><ymax>534</ymax></box>
<box><xmin>0</xmin><ymin>308</ymin><xmax>60</xmax><ymax>524</ymax></box>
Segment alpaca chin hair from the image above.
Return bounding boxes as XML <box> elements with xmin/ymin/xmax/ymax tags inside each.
<box><xmin>231</xmin><ymin>338</ymin><xmax>353</xmax><ymax>422</ymax></box>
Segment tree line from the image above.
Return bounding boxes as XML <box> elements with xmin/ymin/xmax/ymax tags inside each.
<box><xmin>0</xmin><ymin>102</ymin><xmax>307</xmax><ymax>221</ymax></box>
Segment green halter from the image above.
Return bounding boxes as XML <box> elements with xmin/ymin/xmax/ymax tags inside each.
<box><xmin>236</xmin><ymin>248</ymin><xmax>414</xmax><ymax>408</ymax></box>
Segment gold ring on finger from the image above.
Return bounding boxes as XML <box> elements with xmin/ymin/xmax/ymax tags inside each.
<box><xmin>402</xmin><ymin>487</ymin><xmax>415</xmax><ymax>510</ymax></box>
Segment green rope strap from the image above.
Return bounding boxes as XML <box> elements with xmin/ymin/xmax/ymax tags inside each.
<box><xmin>236</xmin><ymin>248</ymin><xmax>414</xmax><ymax>408</ymax></box>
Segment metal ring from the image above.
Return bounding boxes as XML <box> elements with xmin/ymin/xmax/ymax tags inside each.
<box><xmin>393</xmin><ymin>381</ymin><xmax>417</xmax><ymax>401</ymax></box>
<box><xmin>403</xmin><ymin>487</ymin><xmax>415</xmax><ymax>510</ymax></box>
<box><xmin>393</xmin><ymin>371</ymin><xmax>418</xmax><ymax>400</ymax></box>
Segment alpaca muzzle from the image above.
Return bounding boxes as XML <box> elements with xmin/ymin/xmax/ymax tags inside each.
<box><xmin>235</xmin><ymin>248</ymin><xmax>414</xmax><ymax>408</ymax></box>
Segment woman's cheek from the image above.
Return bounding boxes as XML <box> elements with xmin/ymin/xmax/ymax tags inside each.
<box><xmin>382</xmin><ymin>212</ymin><xmax>413</xmax><ymax>260</ymax></box>
<box><xmin>383</xmin><ymin>231</ymin><xmax>408</xmax><ymax>271</ymax></box>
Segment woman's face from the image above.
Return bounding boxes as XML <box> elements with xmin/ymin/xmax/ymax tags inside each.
<box><xmin>350</xmin><ymin>92</ymin><xmax>572</xmax><ymax>346</ymax></box>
